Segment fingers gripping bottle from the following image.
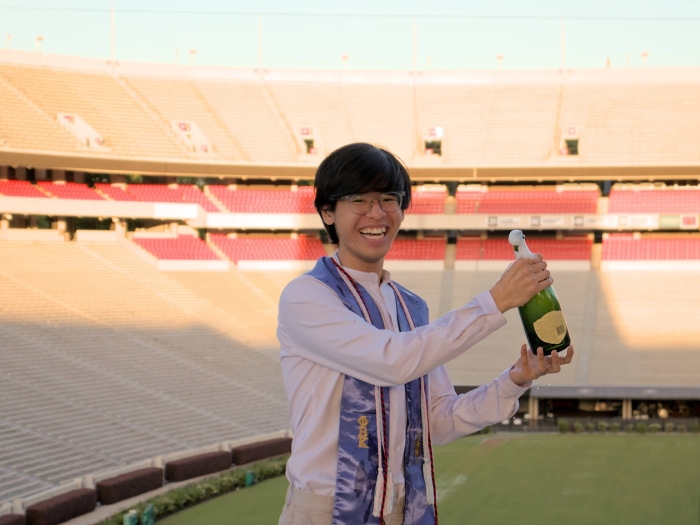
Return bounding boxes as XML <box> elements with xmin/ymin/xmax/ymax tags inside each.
<box><xmin>508</xmin><ymin>230</ymin><xmax>571</xmax><ymax>356</ymax></box>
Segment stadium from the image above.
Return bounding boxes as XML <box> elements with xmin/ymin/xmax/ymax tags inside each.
<box><xmin>1</xmin><ymin>15</ymin><xmax>700</xmax><ymax>524</ymax></box>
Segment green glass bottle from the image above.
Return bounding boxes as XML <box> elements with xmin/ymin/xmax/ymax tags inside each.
<box><xmin>509</xmin><ymin>230</ymin><xmax>571</xmax><ymax>356</ymax></box>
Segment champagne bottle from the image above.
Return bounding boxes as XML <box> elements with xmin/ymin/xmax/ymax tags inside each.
<box><xmin>508</xmin><ymin>230</ymin><xmax>571</xmax><ymax>355</ymax></box>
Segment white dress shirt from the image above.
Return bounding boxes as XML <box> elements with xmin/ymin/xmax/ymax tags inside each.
<box><xmin>277</xmin><ymin>258</ymin><xmax>531</xmax><ymax>497</ymax></box>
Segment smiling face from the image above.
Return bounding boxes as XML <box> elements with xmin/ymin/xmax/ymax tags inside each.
<box><xmin>321</xmin><ymin>193</ymin><xmax>404</xmax><ymax>276</ymax></box>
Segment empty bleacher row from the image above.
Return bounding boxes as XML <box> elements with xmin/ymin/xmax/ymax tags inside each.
<box><xmin>128</xmin><ymin>234</ymin><xmax>606</xmax><ymax>263</ymax></box>
<box><xmin>0</xmin><ymin>180</ymin><xmax>607</xmax><ymax>214</ymax></box>
<box><xmin>457</xmin><ymin>236</ymin><xmax>593</xmax><ymax>260</ymax></box>
<box><xmin>608</xmin><ymin>185</ymin><xmax>700</xmax><ymax>213</ymax></box>
<box><xmin>3</xmin><ymin>55</ymin><xmax>700</xmax><ymax>165</ymax></box>
<box><xmin>6</xmin><ymin>179</ymin><xmax>700</xmax><ymax>217</ymax></box>
<box><xmin>209</xmin><ymin>234</ymin><xmax>325</xmax><ymax>262</ymax></box>
<box><xmin>125</xmin><ymin>233</ymin><xmax>700</xmax><ymax>263</ymax></box>
<box><xmin>456</xmin><ymin>187</ymin><xmax>600</xmax><ymax>214</ymax></box>
<box><xmin>602</xmin><ymin>234</ymin><xmax>700</xmax><ymax>260</ymax></box>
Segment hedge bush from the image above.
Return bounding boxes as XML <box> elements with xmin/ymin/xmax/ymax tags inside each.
<box><xmin>690</xmin><ymin>420</ymin><xmax>700</xmax><ymax>433</ymax></box>
<box><xmin>625</xmin><ymin>423</ymin><xmax>634</xmax><ymax>433</ymax></box>
<box><xmin>572</xmin><ymin>421</ymin><xmax>584</xmax><ymax>434</ymax></box>
<box><xmin>635</xmin><ymin>422</ymin><xmax>648</xmax><ymax>434</ymax></box>
<box><xmin>0</xmin><ymin>515</ymin><xmax>25</xmax><ymax>525</ymax></box>
<box><xmin>557</xmin><ymin>419</ymin><xmax>570</xmax><ymax>433</ymax></box>
<box><xmin>165</xmin><ymin>451</ymin><xmax>232</xmax><ymax>483</ymax></box>
<box><xmin>663</xmin><ymin>422</ymin><xmax>675</xmax><ymax>433</ymax></box>
<box><xmin>232</xmin><ymin>438</ymin><xmax>292</xmax><ymax>466</ymax></box>
<box><xmin>609</xmin><ymin>422</ymin><xmax>620</xmax><ymax>432</ymax></box>
<box><xmin>25</xmin><ymin>489</ymin><xmax>96</xmax><ymax>525</ymax></box>
<box><xmin>677</xmin><ymin>423</ymin><xmax>687</xmax><ymax>433</ymax></box>
<box><xmin>585</xmin><ymin>422</ymin><xmax>596</xmax><ymax>432</ymax></box>
<box><xmin>596</xmin><ymin>421</ymin><xmax>609</xmax><ymax>433</ymax></box>
<box><xmin>97</xmin><ymin>468</ymin><xmax>163</xmax><ymax>505</ymax></box>
<box><xmin>648</xmin><ymin>423</ymin><xmax>661</xmax><ymax>433</ymax></box>
<box><xmin>96</xmin><ymin>455</ymin><xmax>288</xmax><ymax>525</ymax></box>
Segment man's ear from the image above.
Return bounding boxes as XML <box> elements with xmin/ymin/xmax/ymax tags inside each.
<box><xmin>321</xmin><ymin>207</ymin><xmax>335</xmax><ymax>226</ymax></box>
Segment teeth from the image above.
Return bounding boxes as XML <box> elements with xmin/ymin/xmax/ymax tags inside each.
<box><xmin>360</xmin><ymin>228</ymin><xmax>386</xmax><ymax>234</ymax></box>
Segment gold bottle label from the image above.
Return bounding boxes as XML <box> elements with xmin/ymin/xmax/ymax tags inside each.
<box><xmin>533</xmin><ymin>310</ymin><xmax>567</xmax><ymax>344</ymax></box>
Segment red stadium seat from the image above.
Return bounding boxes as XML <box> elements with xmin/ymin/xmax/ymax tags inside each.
<box><xmin>37</xmin><ymin>182</ymin><xmax>106</xmax><ymax>200</ymax></box>
<box><xmin>0</xmin><ymin>180</ymin><xmax>49</xmax><ymax>198</ymax></box>
<box><xmin>133</xmin><ymin>236</ymin><xmax>221</xmax><ymax>260</ymax></box>
<box><xmin>456</xmin><ymin>236</ymin><xmax>592</xmax><ymax>260</ymax></box>
<box><xmin>208</xmin><ymin>186</ymin><xmax>316</xmax><ymax>214</ymax></box>
<box><xmin>608</xmin><ymin>187</ymin><xmax>700</xmax><ymax>213</ymax></box>
<box><xmin>209</xmin><ymin>235</ymin><xmax>325</xmax><ymax>262</ymax></box>
<box><xmin>385</xmin><ymin>238</ymin><xmax>446</xmax><ymax>260</ymax></box>
<box><xmin>602</xmin><ymin>234</ymin><xmax>700</xmax><ymax>260</ymax></box>
<box><xmin>455</xmin><ymin>187</ymin><xmax>599</xmax><ymax>214</ymax></box>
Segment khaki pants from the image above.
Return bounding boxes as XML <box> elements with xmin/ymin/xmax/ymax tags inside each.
<box><xmin>279</xmin><ymin>485</ymin><xmax>405</xmax><ymax>525</ymax></box>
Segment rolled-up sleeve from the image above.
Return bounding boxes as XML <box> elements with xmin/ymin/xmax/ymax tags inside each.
<box><xmin>278</xmin><ymin>275</ymin><xmax>507</xmax><ymax>387</ymax></box>
<box><xmin>428</xmin><ymin>366</ymin><xmax>531</xmax><ymax>445</ymax></box>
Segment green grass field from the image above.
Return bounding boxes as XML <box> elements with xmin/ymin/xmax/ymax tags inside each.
<box><xmin>160</xmin><ymin>433</ymin><xmax>700</xmax><ymax>525</ymax></box>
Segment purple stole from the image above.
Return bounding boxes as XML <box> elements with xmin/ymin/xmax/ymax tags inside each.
<box><xmin>308</xmin><ymin>257</ymin><xmax>438</xmax><ymax>525</ymax></box>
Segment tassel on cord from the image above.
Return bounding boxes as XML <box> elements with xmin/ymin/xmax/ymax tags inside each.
<box><xmin>373</xmin><ymin>468</ymin><xmax>385</xmax><ymax>518</ymax></box>
<box><xmin>372</xmin><ymin>385</ymin><xmax>385</xmax><ymax>518</ymax></box>
<box><xmin>383</xmin><ymin>469</ymin><xmax>395</xmax><ymax>514</ymax></box>
<box><xmin>423</xmin><ymin>462</ymin><xmax>435</xmax><ymax>505</ymax></box>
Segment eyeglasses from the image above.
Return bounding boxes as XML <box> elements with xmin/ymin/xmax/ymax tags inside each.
<box><xmin>334</xmin><ymin>191</ymin><xmax>405</xmax><ymax>215</ymax></box>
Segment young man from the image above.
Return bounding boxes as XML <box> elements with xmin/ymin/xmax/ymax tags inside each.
<box><xmin>278</xmin><ymin>143</ymin><xmax>574</xmax><ymax>525</ymax></box>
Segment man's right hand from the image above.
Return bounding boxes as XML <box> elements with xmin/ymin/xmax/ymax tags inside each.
<box><xmin>489</xmin><ymin>254</ymin><xmax>552</xmax><ymax>313</ymax></box>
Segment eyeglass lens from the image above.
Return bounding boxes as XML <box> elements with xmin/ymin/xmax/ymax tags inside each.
<box><xmin>347</xmin><ymin>193</ymin><xmax>402</xmax><ymax>214</ymax></box>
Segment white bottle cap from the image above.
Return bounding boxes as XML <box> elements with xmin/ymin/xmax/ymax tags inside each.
<box><xmin>508</xmin><ymin>230</ymin><xmax>525</xmax><ymax>247</ymax></box>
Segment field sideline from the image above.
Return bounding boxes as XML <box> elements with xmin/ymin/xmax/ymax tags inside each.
<box><xmin>160</xmin><ymin>433</ymin><xmax>700</xmax><ymax>525</ymax></box>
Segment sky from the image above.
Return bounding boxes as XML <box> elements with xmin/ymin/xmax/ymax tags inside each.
<box><xmin>1</xmin><ymin>0</ymin><xmax>700</xmax><ymax>71</ymax></box>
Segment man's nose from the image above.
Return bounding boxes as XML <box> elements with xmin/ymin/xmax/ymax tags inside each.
<box><xmin>365</xmin><ymin>199</ymin><xmax>387</xmax><ymax>218</ymax></box>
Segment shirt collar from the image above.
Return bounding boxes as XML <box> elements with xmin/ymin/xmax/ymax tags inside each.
<box><xmin>332</xmin><ymin>251</ymin><xmax>392</xmax><ymax>287</ymax></box>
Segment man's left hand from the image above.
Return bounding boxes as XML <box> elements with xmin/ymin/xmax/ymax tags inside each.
<box><xmin>509</xmin><ymin>344</ymin><xmax>575</xmax><ymax>387</ymax></box>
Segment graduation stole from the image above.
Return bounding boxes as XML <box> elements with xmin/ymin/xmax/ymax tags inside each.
<box><xmin>307</xmin><ymin>256</ymin><xmax>438</xmax><ymax>525</ymax></box>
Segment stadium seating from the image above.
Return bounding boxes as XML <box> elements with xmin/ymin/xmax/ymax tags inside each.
<box><xmin>191</xmin><ymin>79</ymin><xmax>297</xmax><ymax>163</ymax></box>
<box><xmin>0</xmin><ymin>63</ymin><xmax>184</xmax><ymax>158</ymax></box>
<box><xmin>123</xmin><ymin>76</ymin><xmax>246</xmax><ymax>161</ymax></box>
<box><xmin>0</xmin><ymin>180</ymin><xmax>48</xmax><ymax>198</ymax></box>
<box><xmin>208</xmin><ymin>186</ymin><xmax>316</xmax><ymax>214</ymax></box>
<box><xmin>415</xmin><ymin>82</ymin><xmax>560</xmax><ymax>165</ymax></box>
<box><xmin>602</xmin><ymin>234</ymin><xmax>700</xmax><ymax>260</ymax></box>
<box><xmin>455</xmin><ymin>188</ymin><xmax>483</xmax><ymax>214</ymax></box>
<box><xmin>93</xmin><ymin>183</ymin><xmax>133</xmax><ymax>201</ymax></box>
<box><xmin>209</xmin><ymin>235</ymin><xmax>325</xmax><ymax>262</ymax></box>
<box><xmin>3</xmin><ymin>57</ymin><xmax>700</xmax><ymax>165</ymax></box>
<box><xmin>125</xmin><ymin>184</ymin><xmax>219</xmax><ymax>211</ymax></box>
<box><xmin>456</xmin><ymin>236</ymin><xmax>592</xmax><ymax>260</ymax></box>
<box><xmin>93</xmin><ymin>183</ymin><xmax>219</xmax><ymax>210</ymax></box>
<box><xmin>385</xmin><ymin>238</ymin><xmax>446</xmax><ymax>260</ymax></box>
<box><xmin>0</xmin><ymin>240</ymin><xmax>290</xmax><ymax>504</ymax></box>
<box><xmin>133</xmin><ymin>235</ymin><xmax>221</xmax><ymax>260</ymax></box>
<box><xmin>336</xmin><ymin>83</ymin><xmax>416</xmax><ymax>161</ymax></box>
<box><xmin>0</xmin><ymin>75</ymin><xmax>79</xmax><ymax>153</ymax></box>
<box><xmin>36</xmin><ymin>182</ymin><xmax>105</xmax><ymax>200</ymax></box>
<box><xmin>455</xmin><ymin>187</ymin><xmax>599</xmax><ymax>214</ymax></box>
<box><xmin>559</xmin><ymin>81</ymin><xmax>700</xmax><ymax>164</ymax></box>
<box><xmin>477</xmin><ymin>189</ymin><xmax>599</xmax><ymax>214</ymax></box>
<box><xmin>266</xmin><ymin>81</ymin><xmax>352</xmax><ymax>156</ymax></box>
<box><xmin>608</xmin><ymin>186</ymin><xmax>700</xmax><ymax>213</ymax></box>
<box><xmin>408</xmin><ymin>186</ymin><xmax>448</xmax><ymax>214</ymax></box>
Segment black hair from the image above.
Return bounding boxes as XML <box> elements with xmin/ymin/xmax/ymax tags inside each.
<box><xmin>314</xmin><ymin>143</ymin><xmax>412</xmax><ymax>244</ymax></box>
